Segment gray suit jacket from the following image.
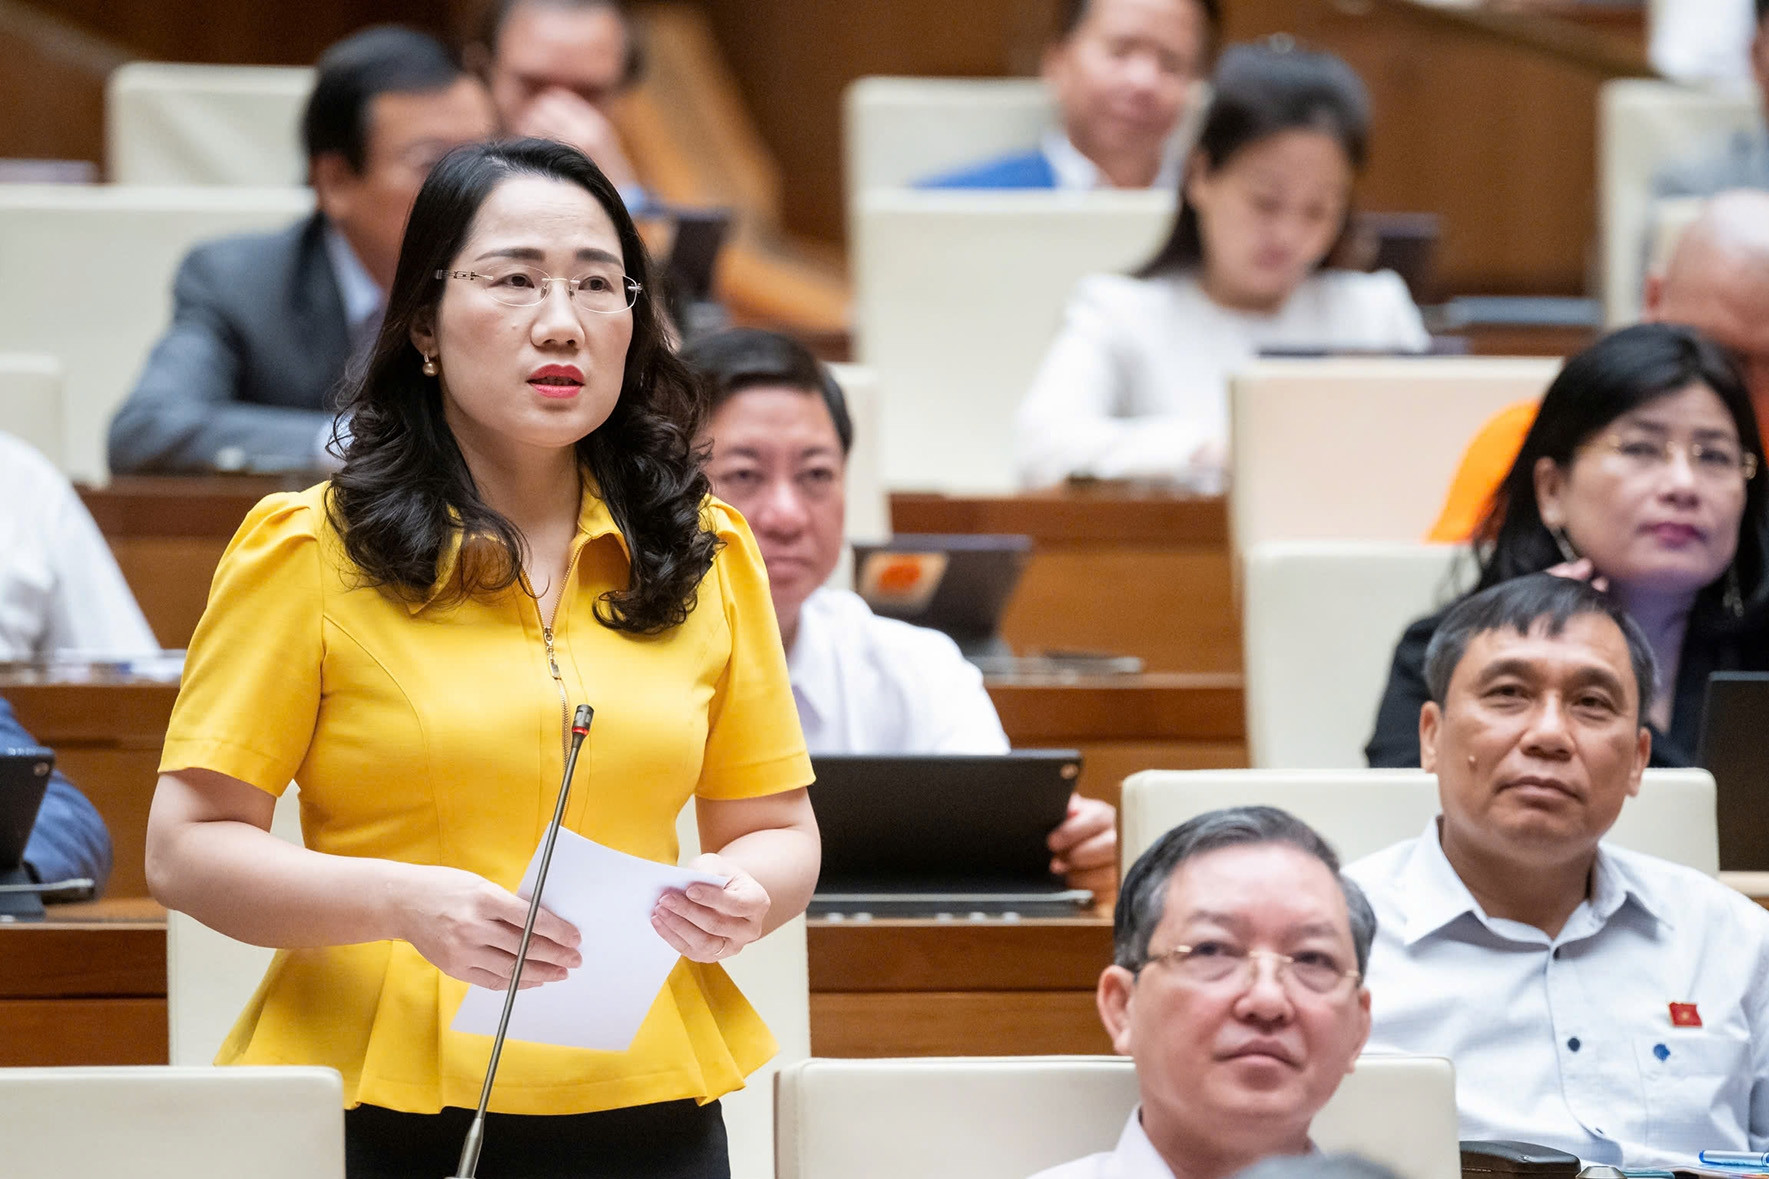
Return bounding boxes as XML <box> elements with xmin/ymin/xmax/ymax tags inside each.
<box><xmin>108</xmin><ymin>213</ymin><xmax>355</xmax><ymax>475</ymax></box>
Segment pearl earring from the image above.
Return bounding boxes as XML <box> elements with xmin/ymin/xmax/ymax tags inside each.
<box><xmin>422</xmin><ymin>355</ymin><xmax>439</xmax><ymax>377</ymax></box>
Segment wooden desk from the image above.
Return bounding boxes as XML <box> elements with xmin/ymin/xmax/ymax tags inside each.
<box><xmin>2</xmin><ymin>676</ymin><xmax>177</xmax><ymax>899</ymax></box>
<box><xmin>81</xmin><ymin>476</ymin><xmax>293</xmax><ymax>651</ymax></box>
<box><xmin>892</xmin><ymin>491</ymin><xmax>1237</xmax><ymax>675</ymax></box>
<box><xmin>0</xmin><ymin>902</ymin><xmax>1108</xmax><ymax>1065</ymax></box>
<box><xmin>807</xmin><ymin>915</ymin><xmax>1113</xmax><ymax>1057</ymax></box>
<box><xmin>0</xmin><ymin>898</ymin><xmax>167</xmax><ymax>1067</ymax></box>
<box><xmin>989</xmin><ymin>673</ymin><xmax>1247</xmax><ymax>808</ymax></box>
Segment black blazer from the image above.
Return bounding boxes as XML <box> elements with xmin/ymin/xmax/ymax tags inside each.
<box><xmin>1365</xmin><ymin>599</ymin><xmax>1769</xmax><ymax>768</ymax></box>
<box><xmin>108</xmin><ymin>213</ymin><xmax>355</xmax><ymax>475</ymax></box>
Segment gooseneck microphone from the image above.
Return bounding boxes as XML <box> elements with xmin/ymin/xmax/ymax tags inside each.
<box><xmin>451</xmin><ymin>703</ymin><xmax>594</xmax><ymax>1179</ymax></box>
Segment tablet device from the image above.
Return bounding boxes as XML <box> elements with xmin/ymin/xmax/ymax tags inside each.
<box><xmin>808</xmin><ymin>750</ymin><xmax>1090</xmax><ymax>917</ymax></box>
<box><xmin>0</xmin><ymin>747</ymin><xmax>55</xmax><ymax>920</ymax></box>
<box><xmin>851</xmin><ymin>534</ymin><xmax>1032</xmax><ymax>657</ymax></box>
<box><xmin>1698</xmin><ymin>671</ymin><xmax>1769</xmax><ymax>870</ymax></box>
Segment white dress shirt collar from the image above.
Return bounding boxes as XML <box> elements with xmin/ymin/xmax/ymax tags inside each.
<box><xmin>1040</xmin><ymin>128</ymin><xmax>1185</xmax><ymax>192</ymax></box>
<box><xmin>322</xmin><ymin>220</ymin><xmax>385</xmax><ymax>334</ymax></box>
<box><xmin>1392</xmin><ymin>818</ymin><xmax>1667</xmax><ymax>949</ymax></box>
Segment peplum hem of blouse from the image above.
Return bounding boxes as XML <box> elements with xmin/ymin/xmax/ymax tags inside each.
<box><xmin>216</xmin><ymin>942</ymin><xmax>777</xmax><ymax>1114</ymax></box>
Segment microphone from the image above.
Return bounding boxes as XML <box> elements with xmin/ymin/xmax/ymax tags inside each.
<box><xmin>451</xmin><ymin>703</ymin><xmax>594</xmax><ymax>1179</ymax></box>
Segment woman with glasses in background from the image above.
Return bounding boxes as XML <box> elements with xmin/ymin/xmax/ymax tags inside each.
<box><xmin>1368</xmin><ymin>322</ymin><xmax>1769</xmax><ymax>768</ymax></box>
<box><xmin>143</xmin><ymin>138</ymin><xmax>819</xmax><ymax>1178</ymax></box>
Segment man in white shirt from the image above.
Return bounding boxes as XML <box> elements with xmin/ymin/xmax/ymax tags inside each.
<box><xmin>921</xmin><ymin>0</ymin><xmax>1215</xmax><ymax>192</ymax></box>
<box><xmin>1034</xmin><ymin>805</ymin><xmax>1373</xmax><ymax>1179</ymax></box>
<box><xmin>0</xmin><ymin>432</ymin><xmax>157</xmax><ymax>661</ymax></box>
<box><xmin>1347</xmin><ymin>574</ymin><xmax>1769</xmax><ymax>1169</ymax></box>
<box><xmin>685</xmin><ymin>328</ymin><xmax>1117</xmax><ymax>895</ymax></box>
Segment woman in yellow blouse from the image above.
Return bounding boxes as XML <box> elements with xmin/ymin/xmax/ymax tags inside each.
<box><xmin>144</xmin><ymin>138</ymin><xmax>820</xmax><ymax>1178</ymax></box>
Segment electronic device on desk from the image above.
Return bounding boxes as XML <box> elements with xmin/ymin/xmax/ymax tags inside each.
<box><xmin>1699</xmin><ymin>672</ymin><xmax>1769</xmax><ymax>870</ymax></box>
<box><xmin>807</xmin><ymin>751</ymin><xmax>1091</xmax><ymax>918</ymax></box>
<box><xmin>0</xmin><ymin>747</ymin><xmax>57</xmax><ymax>922</ymax></box>
<box><xmin>852</xmin><ymin>534</ymin><xmax>1031</xmax><ymax>660</ymax></box>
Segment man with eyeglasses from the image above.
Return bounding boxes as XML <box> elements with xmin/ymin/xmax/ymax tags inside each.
<box><xmin>108</xmin><ymin>27</ymin><xmax>496</xmax><ymax>476</ymax></box>
<box><xmin>1347</xmin><ymin>575</ymin><xmax>1769</xmax><ymax>1168</ymax></box>
<box><xmin>1032</xmin><ymin>805</ymin><xmax>1373</xmax><ymax>1179</ymax></box>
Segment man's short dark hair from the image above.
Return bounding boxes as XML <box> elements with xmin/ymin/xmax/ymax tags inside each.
<box><xmin>1423</xmin><ymin>574</ymin><xmax>1659</xmax><ymax>724</ymax></box>
<box><xmin>1114</xmin><ymin>805</ymin><xmax>1376</xmax><ymax>976</ymax></box>
<box><xmin>679</xmin><ymin>328</ymin><xmax>855</xmax><ymax>456</ymax></box>
<box><xmin>1759</xmin><ymin>0</ymin><xmax>1768</xmax><ymax>29</ymax></box>
<box><xmin>302</xmin><ymin>26</ymin><xmax>466</xmax><ymax>171</ymax></box>
<box><xmin>480</xmin><ymin>0</ymin><xmax>645</xmax><ymax>88</ymax></box>
<box><xmin>1056</xmin><ymin>0</ymin><xmax>1222</xmax><ymax>40</ymax></box>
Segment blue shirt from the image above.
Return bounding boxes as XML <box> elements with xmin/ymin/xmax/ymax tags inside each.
<box><xmin>2</xmin><ymin>697</ymin><xmax>111</xmax><ymax>896</ymax></box>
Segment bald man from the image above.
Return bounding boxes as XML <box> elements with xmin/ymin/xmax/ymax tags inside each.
<box><xmin>1427</xmin><ymin>188</ymin><xmax>1769</xmax><ymax>542</ymax></box>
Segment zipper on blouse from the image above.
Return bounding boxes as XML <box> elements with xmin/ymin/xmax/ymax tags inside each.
<box><xmin>535</xmin><ymin>544</ymin><xmax>584</xmax><ymax>760</ymax></box>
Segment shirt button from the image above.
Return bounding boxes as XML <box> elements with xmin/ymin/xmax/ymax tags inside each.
<box><xmin>1567</xmin><ymin>1037</ymin><xmax>1581</xmax><ymax>1052</ymax></box>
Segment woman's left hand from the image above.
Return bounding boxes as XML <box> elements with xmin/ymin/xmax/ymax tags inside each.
<box><xmin>652</xmin><ymin>853</ymin><xmax>772</xmax><ymax>962</ymax></box>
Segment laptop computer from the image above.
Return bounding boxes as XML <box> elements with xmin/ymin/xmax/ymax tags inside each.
<box><xmin>0</xmin><ymin>747</ymin><xmax>55</xmax><ymax>921</ymax></box>
<box><xmin>808</xmin><ymin>751</ymin><xmax>1093</xmax><ymax>918</ymax></box>
<box><xmin>1698</xmin><ymin>671</ymin><xmax>1769</xmax><ymax>871</ymax></box>
<box><xmin>851</xmin><ymin>534</ymin><xmax>1032</xmax><ymax>659</ymax></box>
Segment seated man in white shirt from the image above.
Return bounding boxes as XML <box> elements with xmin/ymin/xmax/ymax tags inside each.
<box><xmin>1346</xmin><ymin>573</ymin><xmax>1769</xmax><ymax>1169</ymax></box>
<box><xmin>684</xmin><ymin>328</ymin><xmax>1117</xmax><ymax>896</ymax></box>
<box><xmin>1035</xmin><ymin>805</ymin><xmax>1373</xmax><ymax>1179</ymax></box>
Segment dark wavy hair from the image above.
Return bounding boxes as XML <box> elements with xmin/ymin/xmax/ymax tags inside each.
<box><xmin>1137</xmin><ymin>41</ymin><xmax>1369</xmax><ymax>278</ymax></box>
<box><xmin>327</xmin><ymin>137</ymin><xmax>717</xmax><ymax>634</ymax></box>
<box><xmin>1474</xmin><ymin>322</ymin><xmax>1769</xmax><ymax>628</ymax></box>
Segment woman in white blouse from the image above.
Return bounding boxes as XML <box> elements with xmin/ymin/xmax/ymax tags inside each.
<box><xmin>1017</xmin><ymin>42</ymin><xmax>1429</xmax><ymax>491</ymax></box>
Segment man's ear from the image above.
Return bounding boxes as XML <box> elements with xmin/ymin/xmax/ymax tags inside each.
<box><xmin>1629</xmin><ymin>725</ymin><xmax>1651</xmax><ymax>797</ymax></box>
<box><xmin>1641</xmin><ymin>270</ymin><xmax>1666</xmax><ymax>320</ymax></box>
<box><xmin>309</xmin><ymin>152</ymin><xmax>358</xmax><ymax>222</ymax></box>
<box><xmin>1419</xmin><ymin>699</ymin><xmax>1443</xmax><ymax>773</ymax></box>
<box><xmin>1096</xmin><ymin>965</ymin><xmax>1138</xmax><ymax>1058</ymax></box>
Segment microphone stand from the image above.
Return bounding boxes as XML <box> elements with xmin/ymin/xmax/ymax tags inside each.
<box><xmin>451</xmin><ymin>703</ymin><xmax>594</xmax><ymax>1179</ymax></box>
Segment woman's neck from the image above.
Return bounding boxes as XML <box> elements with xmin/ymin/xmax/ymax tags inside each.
<box><xmin>1606</xmin><ymin>581</ymin><xmax>1696</xmax><ymax>729</ymax></box>
<box><xmin>1196</xmin><ymin>266</ymin><xmax>1290</xmax><ymax>316</ymax></box>
<box><xmin>450</xmin><ymin>418</ymin><xmax>581</xmax><ymax>538</ymax></box>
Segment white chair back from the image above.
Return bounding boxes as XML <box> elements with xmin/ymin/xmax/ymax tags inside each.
<box><xmin>166</xmin><ymin>786</ymin><xmax>303</xmax><ymax>1065</ymax></box>
<box><xmin>774</xmin><ymin>1054</ymin><xmax>1460</xmax><ymax>1179</ymax></box>
<box><xmin>1228</xmin><ymin>357</ymin><xmax>1561</xmax><ymax>554</ymax></box>
<box><xmin>843</xmin><ymin>76</ymin><xmax>1053</xmax><ymax>196</ymax></box>
<box><xmin>828</xmin><ymin>362</ymin><xmax>889</xmax><ymax>546</ymax></box>
<box><xmin>0</xmin><ymin>1065</ymin><xmax>343</xmax><ymax>1178</ymax></box>
<box><xmin>1121</xmin><ymin>768</ymin><xmax>1720</xmax><ymax>874</ymax></box>
<box><xmin>107</xmin><ymin>62</ymin><xmax>313</xmax><ymax>187</ymax></box>
<box><xmin>0</xmin><ymin>184</ymin><xmax>315</xmax><ymax>479</ymax></box>
<box><xmin>1598</xmin><ymin>78</ymin><xmax>1757</xmax><ymax>326</ymax></box>
<box><xmin>854</xmin><ymin>188</ymin><xmax>1172</xmax><ymax>491</ymax></box>
<box><xmin>1243</xmin><ymin>542</ymin><xmax>1470</xmax><ymax>769</ymax></box>
<box><xmin>675</xmin><ymin>801</ymin><xmax>810</xmax><ymax>1179</ymax></box>
<box><xmin>0</xmin><ymin>353</ymin><xmax>64</xmax><ymax>468</ymax></box>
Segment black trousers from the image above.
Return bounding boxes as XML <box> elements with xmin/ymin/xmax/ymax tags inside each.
<box><xmin>344</xmin><ymin>1099</ymin><xmax>729</xmax><ymax>1179</ymax></box>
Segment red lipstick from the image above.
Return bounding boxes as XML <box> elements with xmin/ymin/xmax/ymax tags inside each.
<box><xmin>529</xmin><ymin>364</ymin><xmax>584</xmax><ymax>399</ymax></box>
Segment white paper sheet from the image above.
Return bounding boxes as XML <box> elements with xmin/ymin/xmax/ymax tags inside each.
<box><xmin>450</xmin><ymin>827</ymin><xmax>727</xmax><ymax>1051</ymax></box>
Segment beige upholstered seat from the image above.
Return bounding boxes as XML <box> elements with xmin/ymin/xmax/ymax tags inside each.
<box><xmin>1228</xmin><ymin>357</ymin><xmax>1561</xmax><ymax>555</ymax></box>
<box><xmin>107</xmin><ymin>62</ymin><xmax>312</xmax><ymax>187</ymax></box>
<box><xmin>1242</xmin><ymin>541</ymin><xmax>1470</xmax><ymax>769</ymax></box>
<box><xmin>1120</xmin><ymin>768</ymin><xmax>1720</xmax><ymax>874</ymax></box>
<box><xmin>775</xmin><ymin>1053</ymin><xmax>1460</xmax><ymax>1179</ymax></box>
<box><xmin>0</xmin><ymin>1065</ymin><xmax>343</xmax><ymax>1178</ymax></box>
<box><xmin>0</xmin><ymin>184</ymin><xmax>314</xmax><ymax>479</ymax></box>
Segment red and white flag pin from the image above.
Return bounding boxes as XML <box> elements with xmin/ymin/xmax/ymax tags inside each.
<box><xmin>1669</xmin><ymin>1003</ymin><xmax>1702</xmax><ymax>1028</ymax></box>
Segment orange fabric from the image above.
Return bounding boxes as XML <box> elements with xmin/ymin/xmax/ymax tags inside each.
<box><xmin>1426</xmin><ymin>400</ymin><xmax>1541</xmax><ymax>543</ymax></box>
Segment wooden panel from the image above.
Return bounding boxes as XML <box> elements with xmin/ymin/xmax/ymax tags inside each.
<box><xmin>896</xmin><ymin>493</ymin><xmax>1238</xmax><ymax>674</ymax></box>
<box><xmin>0</xmin><ymin>917</ymin><xmax>164</xmax><ymax>999</ymax></box>
<box><xmin>0</xmin><ymin>998</ymin><xmax>168</xmax><ymax>1066</ymax></box>
<box><xmin>989</xmin><ymin>675</ymin><xmax>1245</xmax><ymax>743</ymax></box>
<box><xmin>3</xmin><ymin>682</ymin><xmax>178</xmax><ymax>900</ymax></box>
<box><xmin>810</xmin><ymin>991</ymin><xmax>1111</xmax><ymax>1057</ymax></box>
<box><xmin>808</xmin><ymin>917</ymin><xmax>1111</xmax><ymax>992</ymax></box>
<box><xmin>1067</xmin><ymin>740</ymin><xmax>1249</xmax><ymax>811</ymax></box>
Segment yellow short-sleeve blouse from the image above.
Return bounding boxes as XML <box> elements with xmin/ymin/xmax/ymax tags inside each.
<box><xmin>159</xmin><ymin>482</ymin><xmax>813</xmax><ymax>1115</ymax></box>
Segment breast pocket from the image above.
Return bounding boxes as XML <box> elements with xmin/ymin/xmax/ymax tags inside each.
<box><xmin>1634</xmin><ymin>1032</ymin><xmax>1753</xmax><ymax>1150</ymax></box>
